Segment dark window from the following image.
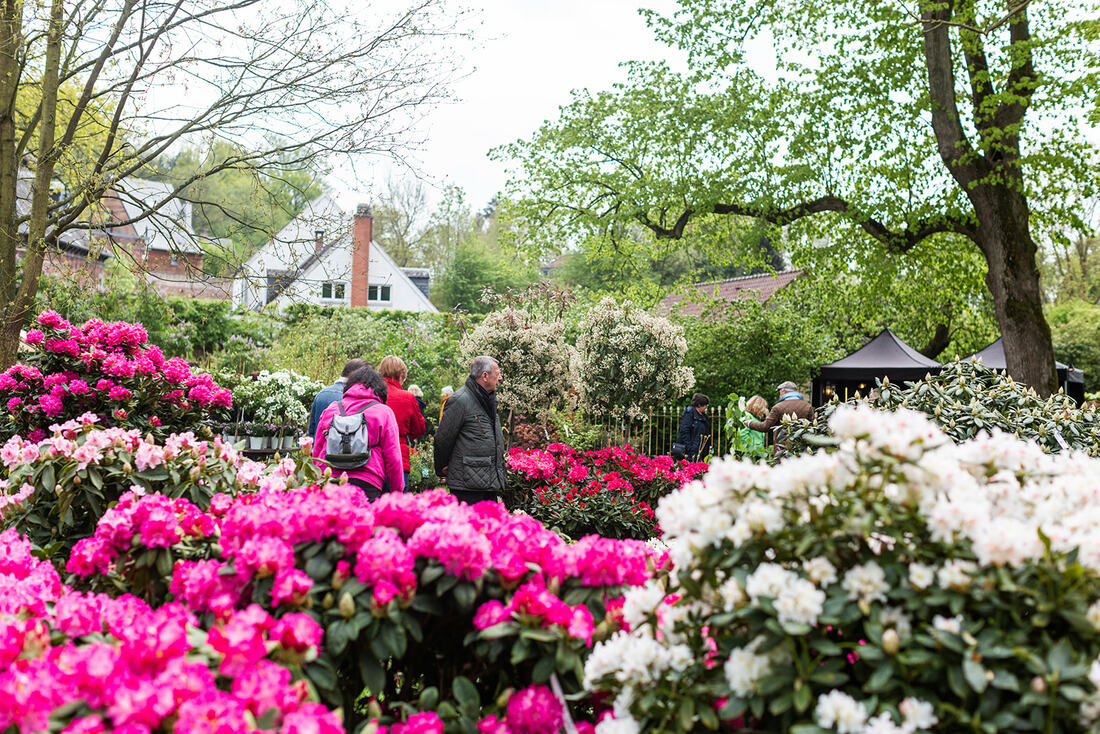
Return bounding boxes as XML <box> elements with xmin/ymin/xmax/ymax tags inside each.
<box><xmin>321</xmin><ymin>282</ymin><xmax>332</xmax><ymax>299</ymax></box>
<box><xmin>334</xmin><ymin>283</ymin><xmax>345</xmax><ymax>299</ymax></box>
<box><xmin>381</xmin><ymin>285</ymin><xmax>391</xmax><ymax>301</ymax></box>
<box><xmin>368</xmin><ymin>285</ymin><xmax>378</xmax><ymax>300</ymax></box>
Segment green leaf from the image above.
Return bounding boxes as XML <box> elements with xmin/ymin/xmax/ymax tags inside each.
<box><xmin>963</xmin><ymin>658</ymin><xmax>989</xmax><ymax>694</ymax></box>
<box><xmin>358</xmin><ymin>652</ymin><xmax>385</xmax><ymax>696</ymax></box>
<box><xmin>532</xmin><ymin>654</ymin><xmax>556</xmax><ymax>683</ymax></box>
<box><xmin>793</xmin><ymin>682</ymin><xmax>812</xmax><ymax>713</ymax></box>
<box><xmin>865</xmin><ymin>662</ymin><xmax>894</xmax><ymax>693</ymax></box>
<box><xmin>452</xmin><ymin>676</ymin><xmax>479</xmax><ymax>711</ymax></box>
<box><xmin>679</xmin><ymin>697</ymin><xmax>696</xmax><ymax>730</ymax></box>
<box><xmin>1047</xmin><ymin>638</ymin><xmax>1073</xmax><ymax>672</ymax></box>
<box><xmin>419</xmin><ymin>686</ymin><xmax>440</xmax><ymax>710</ymax></box>
<box><xmin>453</xmin><ymin>581</ymin><xmax>477</xmax><ymax>611</ymax></box>
<box><xmin>718</xmin><ymin>697</ymin><xmax>747</xmax><ymax>720</ymax></box>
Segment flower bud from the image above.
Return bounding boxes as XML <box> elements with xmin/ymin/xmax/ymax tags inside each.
<box><xmin>338</xmin><ymin>592</ymin><xmax>355</xmax><ymax>619</ymax></box>
<box><xmin>858</xmin><ymin>598</ymin><xmax>871</xmax><ymax>616</ymax></box>
<box><xmin>496</xmin><ymin>687</ymin><xmax>514</xmax><ymax>709</ymax></box>
<box><xmin>122</xmin><ymin>462</ymin><xmax>132</xmax><ymax>474</ymax></box>
<box><xmin>72</xmin><ymin>475</ymin><xmax>81</xmax><ymax>486</ymax></box>
<box><xmin>322</xmin><ymin>592</ymin><xmax>334</xmax><ymax>610</ymax></box>
<box><xmin>367</xmin><ymin>700</ymin><xmax>383</xmax><ymax>720</ymax></box>
<box><xmin>189</xmin><ymin>466</ymin><xmax>201</xmax><ymax>482</ymax></box>
<box><xmin>1031</xmin><ymin>676</ymin><xmax>1047</xmax><ymax>694</ymax></box>
<box><xmin>882</xmin><ymin>629</ymin><xmax>900</xmax><ymax>656</ymax></box>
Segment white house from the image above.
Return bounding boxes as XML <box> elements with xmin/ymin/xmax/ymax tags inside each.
<box><xmin>232</xmin><ymin>194</ymin><xmax>436</xmax><ymax>313</ymax></box>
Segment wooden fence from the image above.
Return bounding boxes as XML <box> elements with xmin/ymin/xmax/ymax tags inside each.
<box><xmin>590</xmin><ymin>406</ymin><xmax>729</xmax><ymax>458</ymax></box>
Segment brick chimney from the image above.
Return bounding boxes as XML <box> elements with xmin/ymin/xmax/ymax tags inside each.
<box><xmin>314</xmin><ymin>229</ymin><xmax>324</xmax><ymax>255</ymax></box>
<box><xmin>350</xmin><ymin>204</ymin><xmax>372</xmax><ymax>308</ymax></box>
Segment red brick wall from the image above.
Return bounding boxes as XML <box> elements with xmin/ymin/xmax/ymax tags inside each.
<box><xmin>350</xmin><ymin>205</ymin><xmax>372</xmax><ymax>308</ymax></box>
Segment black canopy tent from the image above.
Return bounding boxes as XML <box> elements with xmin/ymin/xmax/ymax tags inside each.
<box><xmin>811</xmin><ymin>329</ymin><xmax>943</xmax><ymax>407</ymax></box>
<box><xmin>965</xmin><ymin>338</ymin><xmax>1085</xmax><ymax>404</ymax></box>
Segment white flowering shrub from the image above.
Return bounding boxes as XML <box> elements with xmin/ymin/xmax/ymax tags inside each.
<box><xmin>459</xmin><ymin>307</ymin><xmax>579</xmax><ymax>422</ymax></box>
<box><xmin>586</xmin><ymin>406</ymin><xmax>1100</xmax><ymax>733</ymax></box>
<box><xmin>577</xmin><ymin>298</ymin><xmax>693</xmax><ymax>421</ymax></box>
<box><xmin>230</xmin><ymin>369</ymin><xmax>322</xmax><ymax>426</ymax></box>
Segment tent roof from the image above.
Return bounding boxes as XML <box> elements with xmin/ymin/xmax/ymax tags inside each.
<box><xmin>824</xmin><ymin>329</ymin><xmax>941</xmax><ymax>370</ymax></box>
<box><xmin>966</xmin><ymin>338</ymin><xmax>1083</xmax><ymax>383</ymax></box>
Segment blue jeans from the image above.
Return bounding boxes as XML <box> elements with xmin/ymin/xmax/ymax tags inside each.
<box><xmin>403</xmin><ymin>471</ymin><xmax>410</xmax><ymax>489</ymax></box>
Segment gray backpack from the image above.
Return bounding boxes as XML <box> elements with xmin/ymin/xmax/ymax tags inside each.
<box><xmin>324</xmin><ymin>400</ymin><xmax>379</xmax><ymax>470</ymax></box>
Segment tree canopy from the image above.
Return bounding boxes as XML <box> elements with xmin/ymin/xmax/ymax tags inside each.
<box><xmin>0</xmin><ymin>0</ymin><xmax>471</xmax><ymax>365</ymax></box>
<box><xmin>498</xmin><ymin>0</ymin><xmax>1100</xmax><ymax>394</ymax></box>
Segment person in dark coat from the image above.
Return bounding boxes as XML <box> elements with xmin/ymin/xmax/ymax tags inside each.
<box><xmin>433</xmin><ymin>356</ymin><xmax>506</xmax><ymax>504</ymax></box>
<box><xmin>675</xmin><ymin>393</ymin><xmax>712</xmax><ymax>461</ymax></box>
<box><xmin>747</xmin><ymin>381</ymin><xmax>815</xmax><ymax>449</ymax></box>
<box><xmin>377</xmin><ymin>356</ymin><xmax>427</xmax><ymax>489</ymax></box>
<box><xmin>308</xmin><ymin>358</ymin><xmax>367</xmax><ymax>438</ymax></box>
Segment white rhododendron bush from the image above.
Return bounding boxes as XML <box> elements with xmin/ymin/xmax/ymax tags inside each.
<box><xmin>586</xmin><ymin>406</ymin><xmax>1100</xmax><ymax>733</ymax></box>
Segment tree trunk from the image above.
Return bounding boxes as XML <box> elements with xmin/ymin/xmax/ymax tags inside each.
<box><xmin>969</xmin><ymin>185</ymin><xmax>1058</xmax><ymax>395</ymax></box>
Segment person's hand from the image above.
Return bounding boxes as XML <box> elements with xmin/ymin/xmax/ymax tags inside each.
<box><xmin>441</xmin><ymin>466</ymin><xmax>448</xmax><ymax>476</ymax></box>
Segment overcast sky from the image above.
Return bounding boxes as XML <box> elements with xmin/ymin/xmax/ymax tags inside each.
<box><xmin>331</xmin><ymin>0</ymin><xmax>684</xmax><ymax>211</ymax></box>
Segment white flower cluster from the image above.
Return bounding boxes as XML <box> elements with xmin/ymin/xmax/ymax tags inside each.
<box><xmin>576</xmin><ymin>298</ymin><xmax>694</xmax><ymax>421</ymax></box>
<box><xmin>586</xmin><ymin>404</ymin><xmax>1100</xmax><ymax>730</ymax></box>
<box><xmin>459</xmin><ymin>307</ymin><xmax>579</xmax><ymax>421</ymax></box>
<box><xmin>233</xmin><ymin>369</ymin><xmax>322</xmax><ymax>425</ymax></box>
<box><xmin>815</xmin><ymin>692</ymin><xmax>937</xmax><ymax>734</ymax></box>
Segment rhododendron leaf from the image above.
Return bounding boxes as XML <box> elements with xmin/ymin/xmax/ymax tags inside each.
<box><xmin>947</xmin><ymin>665</ymin><xmax>969</xmax><ymax>699</ymax></box>
<box><xmin>411</xmin><ymin>593</ymin><xmax>444</xmax><ymax>615</ymax></box>
<box><xmin>380</xmin><ymin>622</ymin><xmax>407</xmax><ymax>658</ymax></box>
<box><xmin>865</xmin><ymin>661</ymin><xmax>894</xmax><ymax>693</ymax></box>
<box><xmin>1061</xmin><ymin>685</ymin><xmax>1089</xmax><ymax>702</ymax></box>
<box><xmin>418</xmin><ymin>686</ymin><xmax>440</xmax><ymax>710</ymax></box>
<box><xmin>257</xmin><ymin>708</ymin><xmax>280</xmax><ymax>729</ymax></box>
<box><xmin>520</xmin><ymin>628</ymin><xmax>558</xmax><ymax>643</ymax></box>
<box><xmin>718</xmin><ymin>697</ymin><xmax>747</xmax><ymax>720</ymax></box>
<box><xmin>562</xmin><ymin>588</ymin><xmax>588</xmax><ymax>606</ymax></box>
<box><xmin>679</xmin><ymin>697</ymin><xmax>696</xmax><ymax>729</ymax></box>
<box><xmin>305</xmin><ymin>661</ymin><xmax>337</xmax><ymax>693</ymax></box>
<box><xmin>155</xmin><ymin>549</ymin><xmax>173</xmax><ymax>578</ymax></box>
<box><xmin>532</xmin><ymin>654</ymin><xmax>556</xmax><ymax>683</ymax></box>
<box><xmin>136</xmin><ymin>469</ymin><xmax>169</xmax><ymax>481</ymax></box>
<box><xmin>453</xmin><ymin>581</ymin><xmax>477</xmax><ymax>610</ymax></box>
<box><xmin>788</xmin><ymin>726</ymin><xmax>828</xmax><ymax>734</ymax></box>
<box><xmin>698</xmin><ymin>703</ymin><xmax>720</xmax><ymax>730</ymax></box>
<box><xmin>42</xmin><ymin>464</ymin><xmax>55</xmax><ymax>491</ymax></box>
<box><xmin>963</xmin><ymin>660</ymin><xmax>990</xmax><ymax>695</ymax></box>
<box><xmin>305</xmin><ymin>555</ymin><xmax>334</xmax><ymax>582</ymax></box>
<box><xmin>811</xmin><ymin>638</ymin><xmax>842</xmax><ymax>656</ymax></box>
<box><xmin>808</xmin><ymin>670</ymin><xmax>849</xmax><ymax>687</ymax></box>
<box><xmin>477</xmin><ymin>622</ymin><xmax>519</xmax><ymax>640</ymax></box>
<box><xmin>792</xmin><ymin>684</ymin><xmax>812</xmax><ymax>714</ymax></box>
<box><xmin>452</xmin><ymin>676</ymin><xmax>479</xmax><ymax>711</ymax></box>
<box><xmin>358</xmin><ymin>652</ymin><xmax>386</xmax><ymax>696</ymax></box>
<box><xmin>437</xmin><ymin>575</ymin><xmax>459</xmax><ymax>596</ymax></box>
<box><xmin>512</xmin><ymin>637</ymin><xmax>532</xmax><ymax>664</ymax></box>
<box><xmin>420</xmin><ymin>564</ymin><xmax>446</xmax><ymax>585</ymax></box>
<box><xmin>328</xmin><ymin>620</ymin><xmax>351</xmax><ymax>655</ymax></box>
<box><xmin>780</xmin><ymin>621</ymin><xmax>811</xmax><ymax>636</ymax></box>
<box><xmin>404</xmin><ymin>614</ymin><xmax>423</xmax><ymax>643</ymax></box>
<box><xmin>767</xmin><ymin>692</ymin><xmax>792</xmax><ymax>716</ymax></box>
<box><xmin>1047</xmin><ymin>638</ymin><xmax>1073</xmax><ymax>671</ymax></box>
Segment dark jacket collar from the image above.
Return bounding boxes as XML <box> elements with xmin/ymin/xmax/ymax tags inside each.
<box><xmin>466</xmin><ymin>375</ymin><xmax>498</xmax><ymax>422</ymax></box>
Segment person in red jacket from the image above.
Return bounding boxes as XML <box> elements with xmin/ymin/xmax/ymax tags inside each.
<box><xmin>377</xmin><ymin>355</ymin><xmax>426</xmax><ymax>487</ymax></box>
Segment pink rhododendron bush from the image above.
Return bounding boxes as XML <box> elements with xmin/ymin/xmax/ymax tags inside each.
<box><xmin>62</xmin><ymin>484</ymin><xmax>653</xmax><ymax>731</ymax></box>
<box><xmin>586</xmin><ymin>406</ymin><xmax>1100</xmax><ymax>733</ymax></box>
<box><xmin>505</xmin><ymin>443</ymin><xmax>707</xmax><ymax>540</ymax></box>
<box><xmin>0</xmin><ymin>310</ymin><xmax>231</xmax><ymax>441</ymax></box>
<box><xmin>0</xmin><ymin>527</ymin><xmax>341</xmax><ymax>734</ymax></box>
<box><xmin>0</xmin><ymin>418</ymin><xmax>320</xmax><ymax>561</ymax></box>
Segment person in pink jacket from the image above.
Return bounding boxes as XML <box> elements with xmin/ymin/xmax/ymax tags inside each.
<box><xmin>313</xmin><ymin>365</ymin><xmax>404</xmax><ymax>499</ymax></box>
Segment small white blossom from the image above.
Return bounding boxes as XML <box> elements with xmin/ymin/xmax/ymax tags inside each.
<box><xmin>814</xmin><ymin>690</ymin><xmax>868</xmax><ymax>734</ymax></box>
<box><xmin>745</xmin><ymin>562</ymin><xmax>795</xmax><ymax>600</ymax></box>
<box><xmin>861</xmin><ymin>713</ymin><xmax>905</xmax><ymax>734</ymax></box>
<box><xmin>595</xmin><ymin>715</ymin><xmax>641</xmax><ymax>734</ymax></box>
<box><xmin>899</xmin><ymin>697</ymin><xmax>939</xmax><ymax>730</ymax></box>
<box><xmin>842</xmin><ymin>561</ymin><xmax>889</xmax><ymax>605</ymax></box>
<box><xmin>803</xmin><ymin>556</ymin><xmax>839</xmax><ymax>586</ymax></box>
<box><xmin>936</xmin><ymin>559</ymin><xmax>977</xmax><ymax>592</ymax></box>
<box><xmin>908</xmin><ymin>562</ymin><xmax>935</xmax><ymax>590</ymax></box>
<box><xmin>774</xmin><ymin>578</ymin><xmax>826</xmax><ymax>627</ymax></box>
<box><xmin>724</xmin><ymin>640</ymin><xmax>771</xmax><ymax>697</ymax></box>
<box><xmin>717</xmin><ymin>576</ymin><xmax>746</xmax><ymax>611</ymax></box>
<box><xmin>933</xmin><ymin>614</ymin><xmax>964</xmax><ymax>635</ymax></box>
<box><xmin>1086</xmin><ymin>601</ymin><xmax>1100</xmax><ymax>633</ymax></box>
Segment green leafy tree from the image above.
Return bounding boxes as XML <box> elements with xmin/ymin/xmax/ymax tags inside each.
<box><xmin>499</xmin><ymin>0</ymin><xmax>1100</xmax><ymax>395</ymax></box>
<box><xmin>1047</xmin><ymin>300</ymin><xmax>1100</xmax><ymax>392</ymax></box>
<box><xmin>152</xmin><ymin>141</ymin><xmax>325</xmax><ymax>273</ymax></box>
<box><xmin>432</xmin><ymin>239</ymin><xmax>531</xmax><ymax>313</ymax></box>
<box><xmin>677</xmin><ymin>297</ymin><xmax>842</xmax><ymax>403</ymax></box>
<box><xmin>0</xmin><ymin>0</ymin><xmax>470</xmax><ymax>366</ymax></box>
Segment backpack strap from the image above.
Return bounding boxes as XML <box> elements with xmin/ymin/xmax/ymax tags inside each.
<box><xmin>336</xmin><ymin>399</ymin><xmax>379</xmax><ymax>417</ymax></box>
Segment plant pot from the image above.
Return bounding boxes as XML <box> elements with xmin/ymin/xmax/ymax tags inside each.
<box><xmin>282</xmin><ymin>434</ymin><xmax>297</xmax><ymax>450</ymax></box>
<box><xmin>248</xmin><ymin>435</ymin><xmax>267</xmax><ymax>450</ymax></box>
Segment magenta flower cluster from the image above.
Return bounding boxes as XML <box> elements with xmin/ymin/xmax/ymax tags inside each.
<box><xmin>1</xmin><ymin>310</ymin><xmax>231</xmax><ymax>438</ymax></box>
<box><xmin>69</xmin><ymin>485</ymin><xmax>656</xmax><ymax>623</ymax></box>
<box><xmin>0</xmin><ymin>527</ymin><xmax>339</xmax><ymax>734</ymax></box>
<box><xmin>374</xmin><ymin>684</ymin><xmax>590</xmax><ymax>734</ymax></box>
<box><xmin>1</xmin><ymin>418</ymin><xmax>313</xmax><ymax>526</ymax></box>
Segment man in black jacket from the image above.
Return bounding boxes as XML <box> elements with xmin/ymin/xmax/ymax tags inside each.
<box><xmin>434</xmin><ymin>356</ymin><xmax>506</xmax><ymax>503</ymax></box>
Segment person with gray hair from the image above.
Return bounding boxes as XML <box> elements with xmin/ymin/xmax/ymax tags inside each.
<box><xmin>746</xmin><ymin>380</ymin><xmax>814</xmax><ymax>449</ymax></box>
<box><xmin>433</xmin><ymin>355</ymin><xmax>505</xmax><ymax>503</ymax></box>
